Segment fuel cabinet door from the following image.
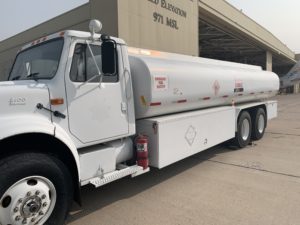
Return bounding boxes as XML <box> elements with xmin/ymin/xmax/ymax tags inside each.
<box><xmin>137</xmin><ymin>107</ymin><xmax>235</xmax><ymax>169</ymax></box>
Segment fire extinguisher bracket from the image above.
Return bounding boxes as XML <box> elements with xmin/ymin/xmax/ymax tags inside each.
<box><xmin>131</xmin><ymin>167</ymin><xmax>150</xmax><ymax>178</ymax></box>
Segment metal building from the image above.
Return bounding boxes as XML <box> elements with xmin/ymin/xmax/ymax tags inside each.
<box><xmin>0</xmin><ymin>0</ymin><xmax>296</xmax><ymax>81</ymax></box>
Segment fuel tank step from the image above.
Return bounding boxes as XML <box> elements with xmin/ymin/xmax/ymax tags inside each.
<box><xmin>89</xmin><ymin>165</ymin><xmax>150</xmax><ymax>188</ymax></box>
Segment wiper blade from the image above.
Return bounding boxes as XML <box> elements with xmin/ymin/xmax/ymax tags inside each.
<box><xmin>26</xmin><ymin>72</ymin><xmax>40</xmax><ymax>81</ymax></box>
<box><xmin>10</xmin><ymin>73</ymin><xmax>40</xmax><ymax>81</ymax></box>
<box><xmin>11</xmin><ymin>76</ymin><xmax>21</xmax><ymax>81</ymax></box>
<box><xmin>26</xmin><ymin>72</ymin><xmax>39</xmax><ymax>78</ymax></box>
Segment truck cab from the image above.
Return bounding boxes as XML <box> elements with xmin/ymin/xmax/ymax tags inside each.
<box><xmin>5</xmin><ymin>30</ymin><xmax>135</xmax><ymax>148</ymax></box>
<box><xmin>0</xmin><ymin>21</ymin><xmax>144</xmax><ymax>225</ymax></box>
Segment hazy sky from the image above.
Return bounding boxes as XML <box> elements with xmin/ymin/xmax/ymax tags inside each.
<box><xmin>0</xmin><ymin>0</ymin><xmax>299</xmax><ymax>53</ymax></box>
<box><xmin>0</xmin><ymin>0</ymin><xmax>88</xmax><ymax>41</ymax></box>
<box><xmin>227</xmin><ymin>0</ymin><xmax>300</xmax><ymax>53</ymax></box>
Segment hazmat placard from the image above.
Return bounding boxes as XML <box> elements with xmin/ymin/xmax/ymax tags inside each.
<box><xmin>154</xmin><ymin>76</ymin><xmax>168</xmax><ymax>91</ymax></box>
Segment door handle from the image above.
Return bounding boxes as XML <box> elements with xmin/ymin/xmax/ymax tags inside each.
<box><xmin>121</xmin><ymin>102</ymin><xmax>127</xmax><ymax>113</ymax></box>
<box><xmin>124</xmin><ymin>69</ymin><xmax>132</xmax><ymax>99</ymax></box>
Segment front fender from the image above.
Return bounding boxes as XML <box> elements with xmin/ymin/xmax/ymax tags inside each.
<box><xmin>0</xmin><ymin>115</ymin><xmax>55</xmax><ymax>140</ymax></box>
<box><xmin>54</xmin><ymin>124</ymin><xmax>81</xmax><ymax>181</ymax></box>
<box><xmin>0</xmin><ymin>116</ymin><xmax>81</xmax><ymax>181</ymax></box>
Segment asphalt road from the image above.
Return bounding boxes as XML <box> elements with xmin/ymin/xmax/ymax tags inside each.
<box><xmin>67</xmin><ymin>94</ymin><xmax>300</xmax><ymax>225</ymax></box>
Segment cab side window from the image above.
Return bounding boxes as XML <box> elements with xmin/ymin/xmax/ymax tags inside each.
<box><xmin>70</xmin><ymin>44</ymin><xmax>118</xmax><ymax>83</ymax></box>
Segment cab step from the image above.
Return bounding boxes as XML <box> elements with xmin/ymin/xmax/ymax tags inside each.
<box><xmin>89</xmin><ymin>165</ymin><xmax>150</xmax><ymax>188</ymax></box>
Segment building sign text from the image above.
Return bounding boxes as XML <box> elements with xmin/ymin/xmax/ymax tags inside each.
<box><xmin>148</xmin><ymin>0</ymin><xmax>190</xmax><ymax>30</ymax></box>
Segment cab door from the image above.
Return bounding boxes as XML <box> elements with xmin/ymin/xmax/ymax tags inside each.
<box><xmin>65</xmin><ymin>41</ymin><xmax>129</xmax><ymax>144</ymax></box>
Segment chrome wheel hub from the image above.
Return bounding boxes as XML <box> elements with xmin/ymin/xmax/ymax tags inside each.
<box><xmin>0</xmin><ymin>176</ymin><xmax>57</xmax><ymax>225</ymax></box>
<box><xmin>258</xmin><ymin>114</ymin><xmax>265</xmax><ymax>134</ymax></box>
<box><xmin>241</xmin><ymin>118</ymin><xmax>250</xmax><ymax>141</ymax></box>
<box><xmin>21</xmin><ymin>196</ymin><xmax>42</xmax><ymax>218</ymax></box>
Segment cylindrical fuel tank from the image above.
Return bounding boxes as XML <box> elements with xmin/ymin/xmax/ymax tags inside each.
<box><xmin>128</xmin><ymin>48</ymin><xmax>279</xmax><ymax>119</ymax></box>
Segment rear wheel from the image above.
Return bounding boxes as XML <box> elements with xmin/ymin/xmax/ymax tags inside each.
<box><xmin>233</xmin><ymin>111</ymin><xmax>252</xmax><ymax>148</ymax></box>
<box><xmin>0</xmin><ymin>153</ymin><xmax>73</xmax><ymax>225</ymax></box>
<box><xmin>251</xmin><ymin>108</ymin><xmax>267</xmax><ymax>141</ymax></box>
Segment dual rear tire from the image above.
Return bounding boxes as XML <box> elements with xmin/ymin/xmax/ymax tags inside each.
<box><xmin>251</xmin><ymin>108</ymin><xmax>267</xmax><ymax>141</ymax></box>
<box><xmin>233</xmin><ymin>107</ymin><xmax>267</xmax><ymax>148</ymax></box>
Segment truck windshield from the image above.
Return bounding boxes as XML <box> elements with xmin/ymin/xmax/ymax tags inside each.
<box><xmin>9</xmin><ymin>38</ymin><xmax>64</xmax><ymax>81</ymax></box>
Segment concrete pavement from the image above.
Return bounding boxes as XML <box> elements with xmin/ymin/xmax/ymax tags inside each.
<box><xmin>67</xmin><ymin>94</ymin><xmax>300</xmax><ymax>225</ymax></box>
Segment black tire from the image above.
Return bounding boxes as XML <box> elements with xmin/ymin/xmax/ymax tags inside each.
<box><xmin>251</xmin><ymin>108</ymin><xmax>267</xmax><ymax>141</ymax></box>
<box><xmin>0</xmin><ymin>153</ymin><xmax>73</xmax><ymax>225</ymax></box>
<box><xmin>233</xmin><ymin>111</ymin><xmax>252</xmax><ymax>148</ymax></box>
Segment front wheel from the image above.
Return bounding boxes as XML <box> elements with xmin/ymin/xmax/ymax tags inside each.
<box><xmin>0</xmin><ymin>153</ymin><xmax>73</xmax><ymax>225</ymax></box>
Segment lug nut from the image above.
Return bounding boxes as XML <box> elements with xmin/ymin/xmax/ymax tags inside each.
<box><xmin>14</xmin><ymin>207</ymin><xmax>19</xmax><ymax>213</ymax></box>
<box><xmin>26</xmin><ymin>192</ymin><xmax>31</xmax><ymax>197</ymax></box>
<box><xmin>31</xmin><ymin>218</ymin><xmax>36</xmax><ymax>223</ymax></box>
<box><xmin>42</xmin><ymin>202</ymin><xmax>48</xmax><ymax>208</ymax></box>
<box><xmin>41</xmin><ymin>195</ymin><xmax>46</xmax><ymax>200</ymax></box>
<box><xmin>18</xmin><ymin>199</ymin><xmax>23</xmax><ymax>203</ymax></box>
<box><xmin>39</xmin><ymin>211</ymin><xmax>44</xmax><ymax>216</ymax></box>
<box><xmin>22</xmin><ymin>219</ymin><xmax>27</xmax><ymax>224</ymax></box>
<box><xmin>35</xmin><ymin>191</ymin><xmax>40</xmax><ymax>195</ymax></box>
<box><xmin>15</xmin><ymin>216</ymin><xmax>21</xmax><ymax>221</ymax></box>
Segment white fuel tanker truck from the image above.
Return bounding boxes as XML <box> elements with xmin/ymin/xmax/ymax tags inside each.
<box><xmin>0</xmin><ymin>20</ymin><xmax>278</xmax><ymax>225</ymax></box>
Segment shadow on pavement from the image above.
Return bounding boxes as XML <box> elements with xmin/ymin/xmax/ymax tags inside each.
<box><xmin>67</xmin><ymin>144</ymin><xmax>232</xmax><ymax>223</ymax></box>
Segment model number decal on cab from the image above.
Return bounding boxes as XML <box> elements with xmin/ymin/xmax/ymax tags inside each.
<box><xmin>9</xmin><ymin>97</ymin><xmax>27</xmax><ymax>106</ymax></box>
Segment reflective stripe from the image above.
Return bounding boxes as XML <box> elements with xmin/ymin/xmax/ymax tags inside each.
<box><xmin>150</xmin><ymin>102</ymin><xmax>162</xmax><ymax>106</ymax></box>
<box><xmin>177</xmin><ymin>99</ymin><xmax>187</xmax><ymax>103</ymax></box>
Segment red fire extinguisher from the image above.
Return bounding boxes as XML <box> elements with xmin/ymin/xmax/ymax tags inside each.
<box><xmin>135</xmin><ymin>135</ymin><xmax>149</xmax><ymax>170</ymax></box>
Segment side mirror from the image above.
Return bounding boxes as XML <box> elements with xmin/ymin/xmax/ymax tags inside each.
<box><xmin>101</xmin><ymin>39</ymin><xmax>117</xmax><ymax>75</ymax></box>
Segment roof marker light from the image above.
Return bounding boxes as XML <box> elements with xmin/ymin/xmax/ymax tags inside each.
<box><xmin>140</xmin><ymin>50</ymin><xmax>151</xmax><ymax>56</ymax></box>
